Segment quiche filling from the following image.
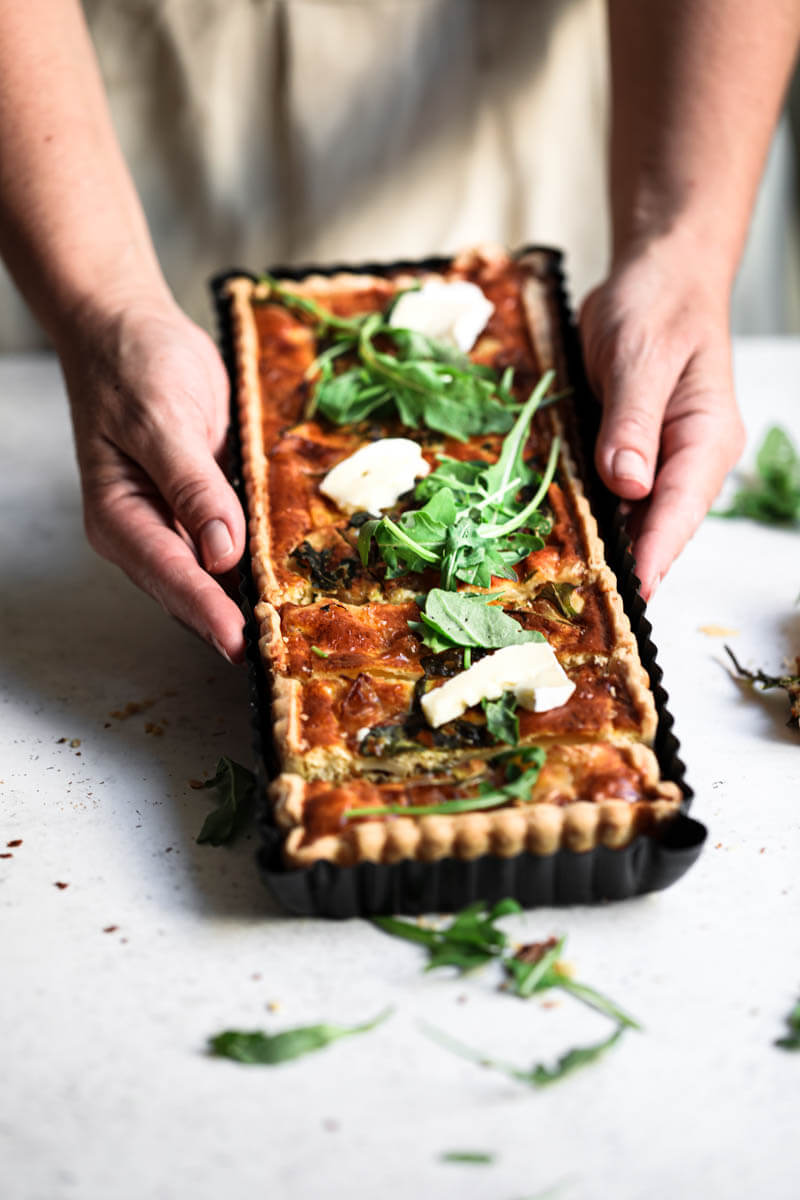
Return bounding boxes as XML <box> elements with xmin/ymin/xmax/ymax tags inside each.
<box><xmin>228</xmin><ymin>247</ymin><xmax>682</xmax><ymax>867</ymax></box>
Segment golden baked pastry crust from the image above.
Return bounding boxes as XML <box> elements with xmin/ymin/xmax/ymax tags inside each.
<box><xmin>227</xmin><ymin>246</ymin><xmax>679</xmax><ymax>868</ymax></box>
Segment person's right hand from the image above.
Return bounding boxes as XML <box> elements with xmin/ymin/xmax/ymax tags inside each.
<box><xmin>57</xmin><ymin>293</ymin><xmax>247</xmax><ymax>663</ymax></box>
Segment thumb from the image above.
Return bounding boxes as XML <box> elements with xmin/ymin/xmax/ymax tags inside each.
<box><xmin>590</xmin><ymin>344</ymin><xmax>678</xmax><ymax>502</ymax></box>
<box><xmin>142</xmin><ymin>434</ymin><xmax>246</xmax><ymax>573</ymax></box>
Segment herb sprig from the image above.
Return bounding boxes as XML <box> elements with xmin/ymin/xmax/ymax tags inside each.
<box><xmin>714</xmin><ymin>425</ymin><xmax>800</xmax><ymax>525</ymax></box>
<box><xmin>209</xmin><ymin>1007</ymin><xmax>392</xmax><ymax>1065</ymax></box>
<box><xmin>194</xmin><ymin>757</ymin><xmax>256</xmax><ymax>846</ymax></box>
<box><xmin>775</xmin><ymin>996</ymin><xmax>800</xmax><ymax>1050</ymax></box>
<box><xmin>724</xmin><ymin>644</ymin><xmax>800</xmax><ymax>728</ymax></box>
<box><xmin>374</xmin><ymin>900</ymin><xmax>639</xmax><ymax>1087</ymax></box>
<box><xmin>358</xmin><ymin>371</ymin><xmax>559</xmax><ymax>588</ymax></box>
<box><xmin>263</xmin><ymin>276</ymin><xmax>521</xmax><ymax>440</ymax></box>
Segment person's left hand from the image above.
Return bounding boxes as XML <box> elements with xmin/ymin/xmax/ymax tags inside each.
<box><xmin>579</xmin><ymin>237</ymin><xmax>746</xmax><ymax>599</ymax></box>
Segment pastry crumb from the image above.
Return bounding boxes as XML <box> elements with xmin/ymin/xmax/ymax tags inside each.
<box><xmin>698</xmin><ymin>624</ymin><xmax>740</xmax><ymax>637</ymax></box>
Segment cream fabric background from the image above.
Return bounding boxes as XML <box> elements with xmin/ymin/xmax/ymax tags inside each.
<box><xmin>0</xmin><ymin>0</ymin><xmax>794</xmax><ymax>349</ymax></box>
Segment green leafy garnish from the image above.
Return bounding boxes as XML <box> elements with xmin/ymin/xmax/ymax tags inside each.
<box><xmin>359</xmin><ymin>372</ymin><xmax>558</xmax><ymax>588</ymax></box>
<box><xmin>195</xmin><ymin>757</ymin><xmax>256</xmax><ymax>846</ymax></box>
<box><xmin>413</xmin><ymin>589</ymin><xmax>545</xmax><ymax>654</ymax></box>
<box><xmin>440</xmin><ymin>1151</ymin><xmax>495</xmax><ymax>1164</ymax></box>
<box><xmin>346</xmin><ymin>747</ymin><xmax>546</xmax><ymax>821</ymax></box>
<box><xmin>714</xmin><ymin>425</ymin><xmax>800</xmax><ymax>524</ymax></box>
<box><xmin>375</xmin><ymin>900</ymin><xmax>638</xmax><ymax>1088</ymax></box>
<box><xmin>504</xmin><ymin>939</ymin><xmax>640</xmax><ymax>1029</ymax></box>
<box><xmin>420</xmin><ymin>1020</ymin><xmax>625</xmax><ymax>1089</ymax></box>
<box><xmin>262</xmin><ymin>277</ymin><xmax>520</xmax><ymax>440</ymax></box>
<box><xmin>311</xmin><ymin>645</ymin><xmax>330</xmax><ymax>658</ymax></box>
<box><xmin>374</xmin><ymin>899</ymin><xmax>522</xmax><ymax>973</ymax></box>
<box><xmin>482</xmin><ymin>691</ymin><xmax>521</xmax><ymax>744</ymax></box>
<box><xmin>775</xmin><ymin>997</ymin><xmax>800</xmax><ymax>1050</ymax></box>
<box><xmin>535</xmin><ymin>582</ymin><xmax>581</xmax><ymax>624</ymax></box>
<box><xmin>208</xmin><ymin>1007</ymin><xmax>392</xmax><ymax>1065</ymax></box>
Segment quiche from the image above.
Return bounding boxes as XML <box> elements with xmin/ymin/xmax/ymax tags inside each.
<box><xmin>225</xmin><ymin>246</ymin><xmax>683</xmax><ymax>869</ymax></box>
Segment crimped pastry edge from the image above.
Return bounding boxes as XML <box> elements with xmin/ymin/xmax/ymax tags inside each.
<box><xmin>271</xmin><ymin>743</ymin><xmax>683</xmax><ymax>868</ymax></box>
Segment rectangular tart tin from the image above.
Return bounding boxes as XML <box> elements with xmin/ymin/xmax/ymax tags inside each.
<box><xmin>212</xmin><ymin>247</ymin><xmax>707</xmax><ymax>917</ymax></box>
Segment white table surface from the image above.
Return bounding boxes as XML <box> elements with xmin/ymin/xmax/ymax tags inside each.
<box><xmin>2</xmin><ymin>340</ymin><xmax>799</xmax><ymax>1200</ymax></box>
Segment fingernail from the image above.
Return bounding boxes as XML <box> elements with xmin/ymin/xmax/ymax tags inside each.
<box><xmin>646</xmin><ymin>571</ymin><xmax>663</xmax><ymax>600</ymax></box>
<box><xmin>210</xmin><ymin>635</ymin><xmax>234</xmax><ymax>665</ymax></box>
<box><xmin>612</xmin><ymin>449</ymin><xmax>650</xmax><ymax>488</ymax></box>
<box><xmin>201</xmin><ymin>519</ymin><xmax>233</xmax><ymax>571</ymax></box>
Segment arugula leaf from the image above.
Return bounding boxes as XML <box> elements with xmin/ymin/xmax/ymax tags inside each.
<box><xmin>262</xmin><ymin>277</ymin><xmax>520</xmax><ymax>440</ymax></box>
<box><xmin>195</xmin><ymin>757</ymin><xmax>256</xmax><ymax>846</ymax></box>
<box><xmin>209</xmin><ymin>1007</ymin><xmax>392</xmax><ymax>1065</ymax></box>
<box><xmin>374</xmin><ymin>899</ymin><xmax>521</xmax><ymax>974</ymax></box>
<box><xmin>714</xmin><ymin>425</ymin><xmax>800</xmax><ymax>525</ymax></box>
<box><xmin>360</xmin><ymin>372</ymin><xmax>557</xmax><ymax>588</ymax></box>
<box><xmin>347</xmin><ymin>747</ymin><xmax>546</xmax><ymax>820</ymax></box>
<box><xmin>482</xmin><ymin>691</ymin><xmax>520</xmax><ymax>744</ymax></box>
<box><xmin>419</xmin><ymin>1020</ymin><xmax>627</xmax><ymax>1089</ymax></box>
<box><xmin>415</xmin><ymin>589</ymin><xmax>546</xmax><ymax>653</ymax></box>
<box><xmin>775</xmin><ymin>997</ymin><xmax>800</xmax><ymax>1050</ymax></box>
<box><xmin>535</xmin><ymin>582</ymin><xmax>581</xmax><ymax>624</ymax></box>
<box><xmin>440</xmin><ymin>1151</ymin><xmax>495</xmax><ymax>1165</ymax></box>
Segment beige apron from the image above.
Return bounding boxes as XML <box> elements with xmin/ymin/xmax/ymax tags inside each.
<box><xmin>0</xmin><ymin>0</ymin><xmax>613</xmax><ymax>349</ymax></box>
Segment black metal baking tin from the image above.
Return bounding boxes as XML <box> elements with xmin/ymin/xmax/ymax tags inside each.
<box><xmin>212</xmin><ymin>246</ymin><xmax>706</xmax><ymax>917</ymax></box>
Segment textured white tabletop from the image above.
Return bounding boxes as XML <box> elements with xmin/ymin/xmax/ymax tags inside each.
<box><xmin>2</xmin><ymin>341</ymin><xmax>799</xmax><ymax>1200</ymax></box>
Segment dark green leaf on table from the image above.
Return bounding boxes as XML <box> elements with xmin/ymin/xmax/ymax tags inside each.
<box><xmin>373</xmin><ymin>899</ymin><xmax>522</xmax><ymax>974</ymax></box>
<box><xmin>195</xmin><ymin>757</ymin><xmax>256</xmax><ymax>846</ymax></box>
<box><xmin>714</xmin><ymin>425</ymin><xmax>800</xmax><ymax>524</ymax></box>
<box><xmin>420</xmin><ymin>1019</ymin><xmax>627</xmax><ymax>1089</ymax></box>
<box><xmin>775</xmin><ymin>997</ymin><xmax>800</xmax><ymax>1050</ymax></box>
<box><xmin>440</xmin><ymin>1151</ymin><xmax>495</xmax><ymax>1164</ymax></box>
<box><xmin>208</xmin><ymin>1007</ymin><xmax>392</xmax><ymax>1065</ymax></box>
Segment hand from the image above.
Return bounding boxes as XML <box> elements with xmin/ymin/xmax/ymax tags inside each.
<box><xmin>579</xmin><ymin>240</ymin><xmax>745</xmax><ymax>599</ymax></box>
<box><xmin>59</xmin><ymin>294</ymin><xmax>247</xmax><ymax>662</ymax></box>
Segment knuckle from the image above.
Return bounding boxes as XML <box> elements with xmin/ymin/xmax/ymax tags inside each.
<box><xmin>169</xmin><ymin>474</ymin><xmax>214</xmax><ymax>527</ymax></box>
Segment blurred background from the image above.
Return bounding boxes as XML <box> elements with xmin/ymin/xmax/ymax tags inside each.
<box><xmin>1</xmin><ymin>0</ymin><xmax>798</xmax><ymax>348</ymax></box>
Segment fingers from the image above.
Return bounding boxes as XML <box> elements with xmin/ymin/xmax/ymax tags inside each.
<box><xmin>134</xmin><ymin>430</ymin><xmax>246</xmax><ymax>575</ymax></box>
<box><xmin>631</xmin><ymin>402</ymin><xmax>745</xmax><ymax>599</ymax></box>
<box><xmin>582</xmin><ymin>305</ymin><xmax>685</xmax><ymax>502</ymax></box>
<box><xmin>86</xmin><ymin>474</ymin><xmax>246</xmax><ymax>663</ymax></box>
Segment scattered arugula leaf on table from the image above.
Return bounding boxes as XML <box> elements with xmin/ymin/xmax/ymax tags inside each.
<box><xmin>420</xmin><ymin>1019</ymin><xmax>626</xmax><ymax>1090</ymax></box>
<box><xmin>261</xmin><ymin>277</ymin><xmax>521</xmax><ymax>440</ymax></box>
<box><xmin>374</xmin><ymin>900</ymin><xmax>639</xmax><ymax>1087</ymax></box>
<box><xmin>440</xmin><ymin>1151</ymin><xmax>495</xmax><ymax>1164</ymax></box>
<box><xmin>209</xmin><ymin>1007</ymin><xmax>392</xmax><ymax>1065</ymax></box>
<box><xmin>714</xmin><ymin>425</ymin><xmax>800</xmax><ymax>525</ymax></box>
<box><xmin>195</xmin><ymin>756</ymin><xmax>256</xmax><ymax>846</ymax></box>
<box><xmin>775</xmin><ymin>997</ymin><xmax>800</xmax><ymax>1050</ymax></box>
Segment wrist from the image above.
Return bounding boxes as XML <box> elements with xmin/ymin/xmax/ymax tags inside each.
<box><xmin>608</xmin><ymin>222</ymin><xmax>737</xmax><ymax>312</ymax></box>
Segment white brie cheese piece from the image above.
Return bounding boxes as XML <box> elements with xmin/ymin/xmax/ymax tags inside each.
<box><xmin>420</xmin><ymin>642</ymin><xmax>576</xmax><ymax>729</ymax></box>
<box><xmin>389</xmin><ymin>280</ymin><xmax>494</xmax><ymax>353</ymax></box>
<box><xmin>320</xmin><ymin>438</ymin><xmax>430</xmax><ymax>515</ymax></box>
